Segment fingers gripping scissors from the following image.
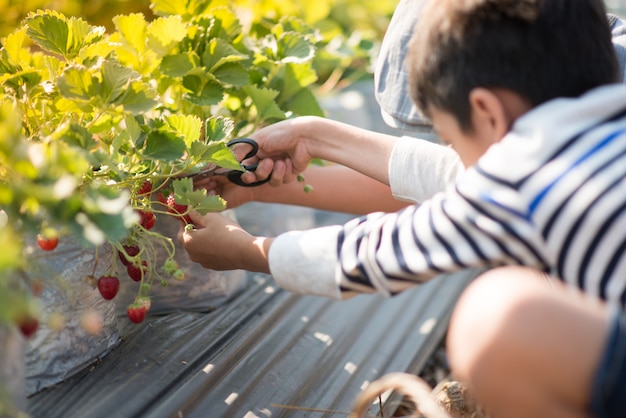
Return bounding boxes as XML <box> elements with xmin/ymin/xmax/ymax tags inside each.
<box><xmin>186</xmin><ymin>138</ymin><xmax>271</xmax><ymax>187</ymax></box>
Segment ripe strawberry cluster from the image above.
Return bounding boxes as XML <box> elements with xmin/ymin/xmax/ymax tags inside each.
<box><xmin>24</xmin><ymin>180</ymin><xmax>193</xmax><ymax>333</ymax></box>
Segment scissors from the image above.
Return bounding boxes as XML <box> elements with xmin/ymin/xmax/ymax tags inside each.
<box><xmin>185</xmin><ymin>138</ymin><xmax>271</xmax><ymax>187</ymax></box>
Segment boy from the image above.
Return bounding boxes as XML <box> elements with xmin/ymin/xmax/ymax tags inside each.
<box><xmin>181</xmin><ymin>0</ymin><xmax>626</xmax><ymax>416</ymax></box>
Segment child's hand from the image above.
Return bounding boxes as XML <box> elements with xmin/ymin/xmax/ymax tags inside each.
<box><xmin>247</xmin><ymin>117</ymin><xmax>315</xmax><ymax>180</ymax></box>
<box><xmin>192</xmin><ymin>157</ymin><xmax>293</xmax><ymax>209</ymax></box>
<box><xmin>178</xmin><ymin>211</ymin><xmax>271</xmax><ymax>273</ymax></box>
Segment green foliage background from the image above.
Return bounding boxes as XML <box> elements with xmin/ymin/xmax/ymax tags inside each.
<box><xmin>0</xmin><ymin>0</ymin><xmax>398</xmax><ymax>88</ymax></box>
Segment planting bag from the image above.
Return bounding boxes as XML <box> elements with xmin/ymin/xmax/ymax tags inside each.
<box><xmin>24</xmin><ymin>238</ymin><xmax>119</xmax><ymax>395</ymax></box>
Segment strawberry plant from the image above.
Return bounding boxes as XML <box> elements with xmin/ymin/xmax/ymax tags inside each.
<box><xmin>0</xmin><ymin>0</ymin><xmax>335</xmax><ymax>330</ymax></box>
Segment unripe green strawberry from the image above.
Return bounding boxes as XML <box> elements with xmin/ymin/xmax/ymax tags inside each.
<box><xmin>163</xmin><ymin>259</ymin><xmax>178</xmax><ymax>275</ymax></box>
<box><xmin>173</xmin><ymin>269</ymin><xmax>185</xmax><ymax>281</ymax></box>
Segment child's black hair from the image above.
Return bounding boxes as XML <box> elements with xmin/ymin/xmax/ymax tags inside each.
<box><xmin>408</xmin><ymin>0</ymin><xmax>620</xmax><ymax>132</ymax></box>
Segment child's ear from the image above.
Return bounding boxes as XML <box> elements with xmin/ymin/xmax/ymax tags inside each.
<box><xmin>468</xmin><ymin>88</ymin><xmax>510</xmax><ymax>143</ymax></box>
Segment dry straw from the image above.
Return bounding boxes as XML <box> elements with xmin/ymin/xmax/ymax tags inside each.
<box><xmin>350</xmin><ymin>372</ymin><xmax>452</xmax><ymax>418</ymax></box>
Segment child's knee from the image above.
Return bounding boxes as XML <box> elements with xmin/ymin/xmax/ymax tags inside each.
<box><xmin>446</xmin><ymin>267</ymin><xmax>551</xmax><ymax>383</ymax></box>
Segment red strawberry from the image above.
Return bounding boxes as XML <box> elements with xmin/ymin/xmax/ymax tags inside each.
<box><xmin>144</xmin><ymin>213</ymin><xmax>156</xmax><ymax>229</ymax></box>
<box><xmin>97</xmin><ymin>275</ymin><xmax>120</xmax><ymax>300</ymax></box>
<box><xmin>166</xmin><ymin>193</ymin><xmax>187</xmax><ymax>215</ymax></box>
<box><xmin>137</xmin><ymin>210</ymin><xmax>156</xmax><ymax>230</ymax></box>
<box><xmin>127</xmin><ymin>260</ymin><xmax>147</xmax><ymax>282</ymax></box>
<box><xmin>118</xmin><ymin>244</ymin><xmax>140</xmax><ymax>266</ymax></box>
<box><xmin>37</xmin><ymin>233</ymin><xmax>59</xmax><ymax>251</ymax></box>
<box><xmin>126</xmin><ymin>303</ymin><xmax>148</xmax><ymax>324</ymax></box>
<box><xmin>17</xmin><ymin>315</ymin><xmax>39</xmax><ymax>338</ymax></box>
<box><xmin>137</xmin><ymin>180</ymin><xmax>152</xmax><ymax>196</ymax></box>
<box><xmin>156</xmin><ymin>192</ymin><xmax>168</xmax><ymax>206</ymax></box>
<box><xmin>166</xmin><ymin>193</ymin><xmax>193</xmax><ymax>224</ymax></box>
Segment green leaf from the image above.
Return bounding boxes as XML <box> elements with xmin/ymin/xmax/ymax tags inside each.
<box><xmin>165</xmin><ymin>114</ymin><xmax>202</xmax><ymax>146</ymax></box>
<box><xmin>0</xmin><ymin>226</ymin><xmax>23</xmax><ymax>271</ymax></box>
<box><xmin>189</xmin><ymin>141</ymin><xmax>242</xmax><ymax>171</ymax></box>
<box><xmin>79</xmin><ymin>40</ymin><xmax>117</xmax><ymax>63</ymax></box>
<box><xmin>89</xmin><ymin>112</ymin><xmax>121</xmax><ymax>134</ymax></box>
<box><xmin>73</xmin><ymin>188</ymin><xmax>136</xmax><ymax>244</ymax></box>
<box><xmin>193</xmin><ymin>195</ymin><xmax>226</xmax><ymax>214</ymax></box>
<box><xmin>182</xmin><ymin>70</ymin><xmax>224</xmax><ymax>106</ymax></box>
<box><xmin>101</xmin><ymin>59</ymin><xmax>137</xmax><ymax>104</ymax></box>
<box><xmin>0</xmin><ymin>69</ymin><xmax>42</xmax><ymax>92</ymax></box>
<box><xmin>171</xmin><ymin>178</ymin><xmax>226</xmax><ymax>214</ymax></box>
<box><xmin>67</xmin><ymin>16</ymin><xmax>104</xmax><ymax>55</ymax></box>
<box><xmin>150</xmin><ymin>0</ymin><xmax>213</xmax><ymax>18</ymax></box>
<box><xmin>171</xmin><ymin>177</ymin><xmax>204</xmax><ymax>205</ymax></box>
<box><xmin>143</xmin><ymin>130</ymin><xmax>186</xmax><ymax>161</ymax></box>
<box><xmin>124</xmin><ymin>114</ymin><xmax>143</xmax><ymax>143</ymax></box>
<box><xmin>115</xmin><ymin>80</ymin><xmax>157</xmax><ymax>114</ymax></box>
<box><xmin>150</xmin><ymin>0</ymin><xmax>188</xmax><ymax>16</ymax></box>
<box><xmin>284</xmin><ymin>87</ymin><xmax>324</xmax><ymax>116</ymax></box>
<box><xmin>277</xmin><ymin>32</ymin><xmax>315</xmax><ymax>64</ymax></box>
<box><xmin>26</xmin><ymin>10</ymin><xmax>103</xmax><ymax>59</ymax></box>
<box><xmin>212</xmin><ymin>62</ymin><xmax>248</xmax><ymax>86</ymax></box>
<box><xmin>202</xmin><ymin>38</ymin><xmax>248</xmax><ymax>72</ymax></box>
<box><xmin>26</xmin><ymin>10</ymin><xmax>70</xmax><ymax>56</ymax></box>
<box><xmin>57</xmin><ymin>65</ymin><xmax>98</xmax><ymax>101</ymax></box>
<box><xmin>147</xmin><ymin>16</ymin><xmax>188</xmax><ymax>56</ymax></box>
<box><xmin>51</xmin><ymin>121</ymin><xmax>96</xmax><ymax>150</ymax></box>
<box><xmin>204</xmin><ymin>116</ymin><xmax>234</xmax><ymax>143</ymax></box>
<box><xmin>208</xmin><ymin>7</ymin><xmax>242</xmax><ymax>38</ymax></box>
<box><xmin>160</xmin><ymin>53</ymin><xmax>199</xmax><ymax>77</ymax></box>
<box><xmin>2</xmin><ymin>28</ymin><xmax>30</xmax><ymax>70</ymax></box>
<box><xmin>113</xmin><ymin>13</ymin><xmax>147</xmax><ymax>54</ymax></box>
<box><xmin>243</xmin><ymin>85</ymin><xmax>286</xmax><ymax>121</ymax></box>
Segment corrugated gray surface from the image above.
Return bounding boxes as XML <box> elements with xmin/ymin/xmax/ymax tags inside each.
<box><xmin>27</xmin><ymin>267</ymin><xmax>477</xmax><ymax>418</ymax></box>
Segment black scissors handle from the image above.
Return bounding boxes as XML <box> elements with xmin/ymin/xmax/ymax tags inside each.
<box><xmin>226</xmin><ymin>138</ymin><xmax>271</xmax><ymax>187</ymax></box>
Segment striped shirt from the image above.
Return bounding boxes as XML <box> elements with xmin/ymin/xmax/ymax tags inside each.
<box><xmin>269</xmin><ymin>84</ymin><xmax>626</xmax><ymax>308</ymax></box>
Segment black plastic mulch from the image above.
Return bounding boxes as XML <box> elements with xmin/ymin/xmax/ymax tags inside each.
<box><xmin>27</xmin><ymin>268</ymin><xmax>478</xmax><ymax>418</ymax></box>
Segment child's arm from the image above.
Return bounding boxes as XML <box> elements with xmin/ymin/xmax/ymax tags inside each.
<box><xmin>199</xmin><ymin>164</ymin><xmax>410</xmax><ymax>214</ymax></box>
<box><xmin>236</xmin><ymin>116</ymin><xmax>400</xmax><ymax>187</ymax></box>
<box><xmin>197</xmin><ymin>116</ymin><xmax>464</xmax><ymax>212</ymax></box>
<box><xmin>179</xmin><ymin>161</ymin><xmax>543</xmax><ymax>301</ymax></box>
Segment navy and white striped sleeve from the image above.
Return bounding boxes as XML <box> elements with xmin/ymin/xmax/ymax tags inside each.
<box><xmin>269</xmin><ymin>171</ymin><xmax>548</xmax><ymax>299</ymax></box>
